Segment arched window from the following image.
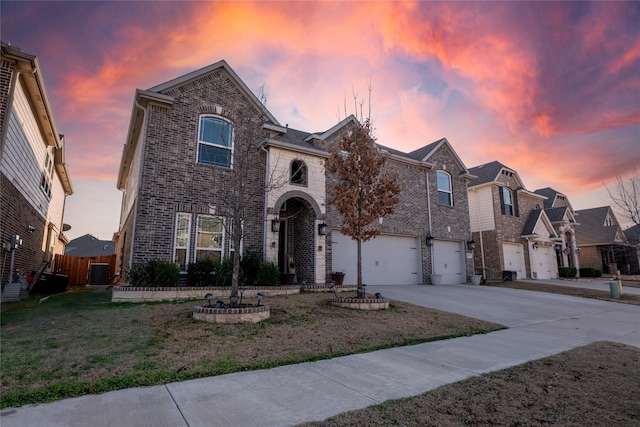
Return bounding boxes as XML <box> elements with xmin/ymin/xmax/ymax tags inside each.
<box><xmin>197</xmin><ymin>115</ymin><xmax>233</xmax><ymax>168</ymax></box>
<box><xmin>437</xmin><ymin>171</ymin><xmax>453</xmax><ymax>206</ymax></box>
<box><xmin>290</xmin><ymin>159</ymin><xmax>308</xmax><ymax>186</ymax></box>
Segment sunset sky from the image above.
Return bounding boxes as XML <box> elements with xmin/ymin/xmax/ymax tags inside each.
<box><xmin>3</xmin><ymin>1</ymin><xmax>639</xmax><ymax>240</ymax></box>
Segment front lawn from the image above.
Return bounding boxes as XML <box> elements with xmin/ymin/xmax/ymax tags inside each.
<box><xmin>0</xmin><ymin>287</ymin><xmax>503</xmax><ymax>408</ymax></box>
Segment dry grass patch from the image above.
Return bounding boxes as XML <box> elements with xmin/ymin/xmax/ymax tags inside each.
<box><xmin>300</xmin><ymin>341</ymin><xmax>640</xmax><ymax>426</ymax></box>
<box><xmin>1</xmin><ymin>289</ymin><xmax>502</xmax><ymax>408</ymax></box>
<box><xmin>487</xmin><ymin>281</ymin><xmax>640</xmax><ymax>305</ymax></box>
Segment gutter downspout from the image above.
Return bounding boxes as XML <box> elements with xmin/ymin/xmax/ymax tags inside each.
<box><xmin>128</xmin><ymin>99</ymin><xmax>148</xmax><ymax>271</ymax></box>
<box><xmin>426</xmin><ymin>170</ymin><xmax>434</xmax><ymax>275</ymax></box>
<box><xmin>260</xmin><ymin>144</ymin><xmax>270</xmax><ymax>260</ymax></box>
<box><xmin>473</xmin><ymin>188</ymin><xmax>486</xmax><ymax>280</ymax></box>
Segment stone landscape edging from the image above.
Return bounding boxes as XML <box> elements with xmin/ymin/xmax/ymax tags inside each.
<box><xmin>111</xmin><ymin>285</ymin><xmax>300</xmax><ymax>302</ymax></box>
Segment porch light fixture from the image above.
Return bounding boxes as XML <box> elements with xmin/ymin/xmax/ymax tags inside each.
<box><xmin>576</xmin><ymin>247</ymin><xmax>581</xmax><ymax>254</ymax></box>
<box><xmin>467</xmin><ymin>238</ymin><xmax>476</xmax><ymax>251</ymax></box>
<box><xmin>318</xmin><ymin>221</ymin><xmax>327</xmax><ymax>236</ymax></box>
<box><xmin>271</xmin><ymin>218</ymin><xmax>281</xmax><ymax>233</ymax></box>
<box><xmin>532</xmin><ymin>242</ymin><xmax>539</xmax><ymax>250</ymax></box>
<box><xmin>425</xmin><ymin>233</ymin><xmax>434</xmax><ymax>247</ymax></box>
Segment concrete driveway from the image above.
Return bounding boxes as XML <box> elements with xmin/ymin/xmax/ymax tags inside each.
<box><xmin>2</xmin><ymin>284</ymin><xmax>638</xmax><ymax>427</ymax></box>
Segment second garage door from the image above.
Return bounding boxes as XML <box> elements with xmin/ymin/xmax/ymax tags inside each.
<box><xmin>502</xmin><ymin>243</ymin><xmax>526</xmax><ymax>280</ymax></box>
<box><xmin>433</xmin><ymin>240</ymin><xmax>465</xmax><ymax>284</ymax></box>
<box><xmin>332</xmin><ymin>232</ymin><xmax>421</xmax><ymax>285</ymax></box>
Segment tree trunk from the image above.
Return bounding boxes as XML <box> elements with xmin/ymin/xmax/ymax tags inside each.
<box><xmin>357</xmin><ymin>238</ymin><xmax>365</xmax><ymax>299</ymax></box>
<box><xmin>230</xmin><ymin>217</ymin><xmax>242</xmax><ymax>306</ymax></box>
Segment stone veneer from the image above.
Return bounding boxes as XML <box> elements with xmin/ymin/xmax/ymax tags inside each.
<box><xmin>193</xmin><ymin>304</ymin><xmax>270</xmax><ymax>323</ymax></box>
<box><xmin>329</xmin><ymin>297</ymin><xmax>390</xmax><ymax>310</ymax></box>
<box><xmin>111</xmin><ymin>285</ymin><xmax>299</xmax><ymax>303</ymax></box>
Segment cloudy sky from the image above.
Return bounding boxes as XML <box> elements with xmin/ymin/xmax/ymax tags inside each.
<box><xmin>3</xmin><ymin>1</ymin><xmax>639</xmax><ymax>240</ymax></box>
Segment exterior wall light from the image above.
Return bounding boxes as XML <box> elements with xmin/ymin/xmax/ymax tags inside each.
<box><xmin>318</xmin><ymin>221</ymin><xmax>327</xmax><ymax>236</ymax></box>
<box><xmin>467</xmin><ymin>239</ymin><xmax>476</xmax><ymax>251</ymax></box>
<box><xmin>425</xmin><ymin>233</ymin><xmax>434</xmax><ymax>247</ymax></box>
<box><xmin>271</xmin><ymin>218</ymin><xmax>281</xmax><ymax>233</ymax></box>
<box><xmin>532</xmin><ymin>242</ymin><xmax>539</xmax><ymax>250</ymax></box>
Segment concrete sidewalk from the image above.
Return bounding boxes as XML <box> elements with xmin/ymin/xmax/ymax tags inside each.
<box><xmin>1</xmin><ymin>285</ymin><xmax>638</xmax><ymax>427</ymax></box>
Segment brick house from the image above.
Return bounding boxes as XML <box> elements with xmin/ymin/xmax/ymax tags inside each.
<box><xmin>115</xmin><ymin>60</ymin><xmax>476</xmax><ymax>285</ymax></box>
<box><xmin>575</xmin><ymin>206</ymin><xmax>636</xmax><ymax>274</ymax></box>
<box><xmin>467</xmin><ymin>161</ymin><xmax>558</xmax><ymax>281</ymax></box>
<box><xmin>533</xmin><ymin>187</ymin><xmax>581</xmax><ymax>275</ymax></box>
<box><xmin>1</xmin><ymin>42</ymin><xmax>73</xmax><ymax>285</ymax></box>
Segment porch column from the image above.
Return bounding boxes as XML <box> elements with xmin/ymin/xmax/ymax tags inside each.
<box><xmin>571</xmin><ymin>234</ymin><xmax>580</xmax><ymax>278</ymax></box>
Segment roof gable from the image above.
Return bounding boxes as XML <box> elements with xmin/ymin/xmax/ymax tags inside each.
<box><xmin>408</xmin><ymin>138</ymin><xmax>474</xmax><ymax>179</ymax></box>
<box><xmin>521</xmin><ymin>209</ymin><xmax>557</xmax><ymax>239</ymax></box>
<box><xmin>575</xmin><ymin>206</ymin><xmax>628</xmax><ymax>245</ymax></box>
<box><xmin>468</xmin><ymin>161</ymin><xmax>526</xmax><ymax>189</ymax></box>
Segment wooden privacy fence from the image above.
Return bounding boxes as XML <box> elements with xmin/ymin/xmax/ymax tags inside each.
<box><xmin>53</xmin><ymin>254</ymin><xmax>117</xmax><ymax>288</ymax></box>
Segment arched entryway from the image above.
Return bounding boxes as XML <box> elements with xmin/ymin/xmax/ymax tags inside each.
<box><xmin>273</xmin><ymin>191</ymin><xmax>323</xmax><ymax>285</ymax></box>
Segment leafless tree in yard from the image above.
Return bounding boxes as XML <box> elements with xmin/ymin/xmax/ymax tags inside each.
<box><xmin>604</xmin><ymin>167</ymin><xmax>640</xmax><ymax>226</ymax></box>
<box><xmin>211</xmin><ymin>89</ymin><xmax>289</xmax><ymax>306</ymax></box>
<box><xmin>327</xmin><ymin>87</ymin><xmax>401</xmax><ymax>299</ymax></box>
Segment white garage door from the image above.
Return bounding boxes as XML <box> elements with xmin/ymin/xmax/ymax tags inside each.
<box><xmin>433</xmin><ymin>240</ymin><xmax>465</xmax><ymax>284</ymax></box>
<box><xmin>534</xmin><ymin>246</ymin><xmax>554</xmax><ymax>280</ymax></box>
<box><xmin>332</xmin><ymin>232</ymin><xmax>420</xmax><ymax>285</ymax></box>
<box><xmin>502</xmin><ymin>243</ymin><xmax>526</xmax><ymax>280</ymax></box>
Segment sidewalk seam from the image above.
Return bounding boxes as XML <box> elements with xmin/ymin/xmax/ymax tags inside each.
<box><xmin>165</xmin><ymin>384</ymin><xmax>190</xmax><ymax>427</ymax></box>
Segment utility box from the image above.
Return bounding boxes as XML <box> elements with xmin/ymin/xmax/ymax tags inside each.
<box><xmin>502</xmin><ymin>270</ymin><xmax>517</xmax><ymax>281</ymax></box>
<box><xmin>89</xmin><ymin>263</ymin><xmax>109</xmax><ymax>285</ymax></box>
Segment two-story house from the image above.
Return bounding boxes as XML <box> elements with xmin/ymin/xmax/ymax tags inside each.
<box><xmin>115</xmin><ymin>60</ymin><xmax>476</xmax><ymax>286</ymax></box>
<box><xmin>1</xmin><ymin>42</ymin><xmax>73</xmax><ymax>287</ymax></box>
<box><xmin>467</xmin><ymin>161</ymin><xmax>558</xmax><ymax>280</ymax></box>
<box><xmin>575</xmin><ymin>206</ymin><xmax>634</xmax><ymax>275</ymax></box>
<box><xmin>533</xmin><ymin>187</ymin><xmax>581</xmax><ymax>275</ymax></box>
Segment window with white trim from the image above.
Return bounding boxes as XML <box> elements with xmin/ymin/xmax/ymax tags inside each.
<box><xmin>502</xmin><ymin>187</ymin><xmax>514</xmax><ymax>216</ymax></box>
<box><xmin>196</xmin><ymin>215</ymin><xmax>224</xmax><ymax>262</ymax></box>
<box><xmin>197</xmin><ymin>116</ymin><xmax>233</xmax><ymax>168</ymax></box>
<box><xmin>290</xmin><ymin>160</ymin><xmax>308</xmax><ymax>186</ymax></box>
<box><xmin>40</xmin><ymin>151</ymin><xmax>54</xmax><ymax>199</ymax></box>
<box><xmin>174</xmin><ymin>213</ymin><xmax>191</xmax><ymax>271</ymax></box>
<box><xmin>437</xmin><ymin>171</ymin><xmax>453</xmax><ymax>206</ymax></box>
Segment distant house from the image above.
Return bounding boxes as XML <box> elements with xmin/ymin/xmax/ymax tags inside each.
<box><xmin>0</xmin><ymin>42</ymin><xmax>73</xmax><ymax>284</ymax></box>
<box><xmin>467</xmin><ymin>161</ymin><xmax>558</xmax><ymax>280</ymax></box>
<box><xmin>64</xmin><ymin>234</ymin><xmax>116</xmax><ymax>256</ymax></box>
<box><xmin>575</xmin><ymin>207</ymin><xmax>636</xmax><ymax>274</ymax></box>
<box><xmin>623</xmin><ymin>224</ymin><xmax>640</xmax><ymax>274</ymax></box>
<box><xmin>533</xmin><ymin>187</ymin><xmax>581</xmax><ymax>275</ymax></box>
<box><xmin>114</xmin><ymin>60</ymin><xmax>476</xmax><ymax>286</ymax></box>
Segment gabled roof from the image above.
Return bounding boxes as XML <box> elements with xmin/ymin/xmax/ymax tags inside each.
<box><xmin>64</xmin><ymin>234</ymin><xmax>115</xmax><ymax>256</ymax></box>
<box><xmin>521</xmin><ymin>209</ymin><xmax>557</xmax><ymax>239</ymax></box>
<box><xmin>624</xmin><ymin>224</ymin><xmax>640</xmax><ymax>245</ymax></box>
<box><xmin>534</xmin><ymin>187</ymin><xmax>575</xmax><ymax>212</ymax></box>
<box><xmin>468</xmin><ymin>161</ymin><xmax>525</xmax><ymax>189</ymax></box>
<box><xmin>545</xmin><ymin>206</ymin><xmax>569</xmax><ymax>222</ymax></box>
<box><xmin>407</xmin><ymin>138</ymin><xmax>475</xmax><ymax>180</ymax></box>
<box><xmin>575</xmin><ymin>206</ymin><xmax>628</xmax><ymax>246</ymax></box>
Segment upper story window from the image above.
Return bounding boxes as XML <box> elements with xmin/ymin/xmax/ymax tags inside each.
<box><xmin>40</xmin><ymin>150</ymin><xmax>54</xmax><ymax>199</ymax></box>
<box><xmin>437</xmin><ymin>171</ymin><xmax>453</xmax><ymax>206</ymax></box>
<box><xmin>501</xmin><ymin>187</ymin><xmax>514</xmax><ymax>216</ymax></box>
<box><xmin>197</xmin><ymin>116</ymin><xmax>233</xmax><ymax>168</ymax></box>
<box><xmin>290</xmin><ymin>159</ymin><xmax>308</xmax><ymax>186</ymax></box>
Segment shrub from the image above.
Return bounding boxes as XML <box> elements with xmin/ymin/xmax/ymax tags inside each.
<box><xmin>240</xmin><ymin>250</ymin><xmax>262</xmax><ymax>286</ymax></box>
<box><xmin>579</xmin><ymin>268</ymin><xmax>602</xmax><ymax>278</ymax></box>
<box><xmin>558</xmin><ymin>266</ymin><xmax>577</xmax><ymax>278</ymax></box>
<box><xmin>214</xmin><ymin>257</ymin><xmax>234</xmax><ymax>287</ymax></box>
<box><xmin>128</xmin><ymin>260</ymin><xmax>179</xmax><ymax>287</ymax></box>
<box><xmin>187</xmin><ymin>260</ymin><xmax>216</xmax><ymax>286</ymax></box>
<box><xmin>257</xmin><ymin>260</ymin><xmax>280</xmax><ymax>286</ymax></box>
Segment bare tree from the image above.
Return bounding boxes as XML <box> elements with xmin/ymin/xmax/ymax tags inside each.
<box><xmin>605</xmin><ymin>167</ymin><xmax>640</xmax><ymax>226</ymax></box>
<box><xmin>211</xmin><ymin>91</ymin><xmax>288</xmax><ymax>306</ymax></box>
<box><xmin>326</xmin><ymin>113</ymin><xmax>401</xmax><ymax>299</ymax></box>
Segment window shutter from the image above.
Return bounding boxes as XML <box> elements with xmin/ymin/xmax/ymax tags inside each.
<box><xmin>499</xmin><ymin>187</ymin><xmax>506</xmax><ymax>215</ymax></box>
<box><xmin>513</xmin><ymin>190</ymin><xmax>520</xmax><ymax>217</ymax></box>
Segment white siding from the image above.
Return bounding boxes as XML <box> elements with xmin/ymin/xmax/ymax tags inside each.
<box><xmin>120</xmin><ymin>132</ymin><xmax>144</xmax><ymax>229</ymax></box>
<box><xmin>1</xmin><ymin>81</ymin><xmax>53</xmax><ymax>219</ymax></box>
<box><xmin>469</xmin><ymin>187</ymin><xmax>495</xmax><ymax>232</ymax></box>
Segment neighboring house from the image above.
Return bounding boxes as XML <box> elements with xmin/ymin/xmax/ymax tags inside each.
<box><xmin>467</xmin><ymin>161</ymin><xmax>558</xmax><ymax>281</ymax></box>
<box><xmin>575</xmin><ymin>206</ymin><xmax>636</xmax><ymax>274</ymax></box>
<box><xmin>623</xmin><ymin>224</ymin><xmax>640</xmax><ymax>274</ymax></box>
<box><xmin>115</xmin><ymin>60</ymin><xmax>476</xmax><ymax>286</ymax></box>
<box><xmin>0</xmin><ymin>42</ymin><xmax>73</xmax><ymax>284</ymax></box>
<box><xmin>533</xmin><ymin>187</ymin><xmax>581</xmax><ymax>275</ymax></box>
<box><xmin>64</xmin><ymin>234</ymin><xmax>116</xmax><ymax>256</ymax></box>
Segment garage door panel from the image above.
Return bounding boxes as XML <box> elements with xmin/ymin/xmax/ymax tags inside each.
<box><xmin>502</xmin><ymin>243</ymin><xmax>525</xmax><ymax>279</ymax></box>
<box><xmin>332</xmin><ymin>232</ymin><xmax>420</xmax><ymax>285</ymax></box>
<box><xmin>433</xmin><ymin>240</ymin><xmax>465</xmax><ymax>285</ymax></box>
<box><xmin>535</xmin><ymin>247</ymin><xmax>553</xmax><ymax>280</ymax></box>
